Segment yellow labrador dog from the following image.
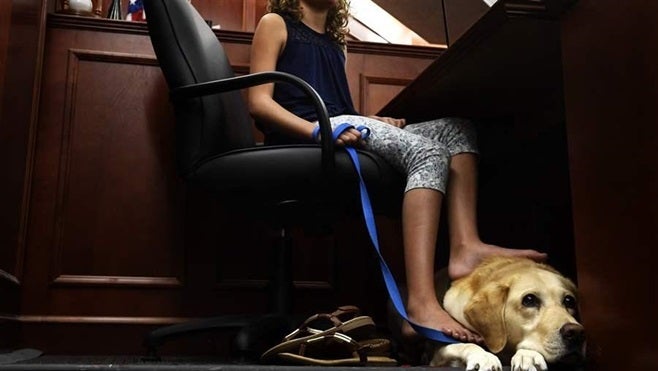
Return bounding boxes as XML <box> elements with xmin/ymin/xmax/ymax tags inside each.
<box><xmin>429</xmin><ymin>256</ymin><xmax>586</xmax><ymax>370</ymax></box>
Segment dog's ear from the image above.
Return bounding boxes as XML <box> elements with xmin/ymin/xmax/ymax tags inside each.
<box><xmin>464</xmin><ymin>282</ymin><xmax>509</xmax><ymax>353</ymax></box>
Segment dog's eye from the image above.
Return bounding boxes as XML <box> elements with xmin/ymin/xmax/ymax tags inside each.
<box><xmin>522</xmin><ymin>294</ymin><xmax>540</xmax><ymax>307</ymax></box>
<box><xmin>563</xmin><ymin>295</ymin><xmax>577</xmax><ymax>309</ymax></box>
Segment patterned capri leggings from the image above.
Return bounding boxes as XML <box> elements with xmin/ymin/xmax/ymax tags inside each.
<box><xmin>325</xmin><ymin>115</ymin><xmax>478</xmax><ymax>194</ymax></box>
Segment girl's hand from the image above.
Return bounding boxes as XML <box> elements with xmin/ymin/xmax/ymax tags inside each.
<box><xmin>335</xmin><ymin>128</ymin><xmax>365</xmax><ymax>147</ymax></box>
<box><xmin>369</xmin><ymin>115</ymin><xmax>406</xmax><ymax>128</ymax></box>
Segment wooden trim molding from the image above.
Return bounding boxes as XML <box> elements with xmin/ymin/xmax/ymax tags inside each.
<box><xmin>503</xmin><ymin>0</ymin><xmax>548</xmax><ymax>16</ymax></box>
<box><xmin>0</xmin><ymin>314</ymin><xmax>19</xmax><ymax>322</ymax></box>
<box><xmin>47</xmin><ymin>13</ymin><xmax>255</xmax><ymax>45</ymax></box>
<box><xmin>232</xmin><ymin>65</ymin><xmax>250</xmax><ymax>75</ymax></box>
<box><xmin>502</xmin><ymin>0</ymin><xmax>578</xmax><ymax>18</ymax></box>
<box><xmin>215</xmin><ymin>279</ymin><xmax>332</xmax><ymax>291</ymax></box>
<box><xmin>46</xmin><ymin>13</ymin><xmax>445</xmax><ymax>59</ymax></box>
<box><xmin>0</xmin><ymin>269</ymin><xmax>20</xmax><ymax>286</ymax></box>
<box><xmin>347</xmin><ymin>40</ymin><xmax>444</xmax><ymax>59</ymax></box>
<box><xmin>17</xmin><ymin>315</ymin><xmax>195</xmax><ymax>325</ymax></box>
<box><xmin>0</xmin><ymin>269</ymin><xmax>20</xmax><ymax>317</ymax></box>
<box><xmin>66</xmin><ymin>48</ymin><xmax>158</xmax><ymax>66</ymax></box>
<box><xmin>51</xmin><ymin>275</ymin><xmax>183</xmax><ymax>288</ymax></box>
<box><xmin>48</xmin><ymin>13</ymin><xmax>150</xmax><ymax>35</ymax></box>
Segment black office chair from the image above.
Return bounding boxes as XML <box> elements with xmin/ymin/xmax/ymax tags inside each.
<box><xmin>142</xmin><ymin>0</ymin><xmax>404</xmax><ymax>362</ymax></box>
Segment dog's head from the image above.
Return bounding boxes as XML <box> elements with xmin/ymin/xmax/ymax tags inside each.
<box><xmin>462</xmin><ymin>257</ymin><xmax>586</xmax><ymax>365</ymax></box>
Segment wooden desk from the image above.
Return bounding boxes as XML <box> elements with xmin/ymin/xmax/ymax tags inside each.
<box><xmin>379</xmin><ymin>0</ymin><xmax>575</xmax><ymax>122</ymax></box>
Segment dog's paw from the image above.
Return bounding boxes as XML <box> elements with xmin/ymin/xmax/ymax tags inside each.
<box><xmin>511</xmin><ymin>349</ymin><xmax>548</xmax><ymax>371</ymax></box>
<box><xmin>465</xmin><ymin>351</ymin><xmax>502</xmax><ymax>371</ymax></box>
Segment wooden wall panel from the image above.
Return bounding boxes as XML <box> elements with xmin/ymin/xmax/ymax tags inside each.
<box><xmin>1</xmin><ymin>0</ymin><xmax>45</xmax><ymax>279</ymax></box>
<box><xmin>0</xmin><ymin>0</ymin><xmax>11</xmax><ymax>113</ymax></box>
<box><xmin>50</xmin><ymin>49</ymin><xmax>183</xmax><ymax>287</ymax></box>
<box><xmin>0</xmin><ymin>0</ymin><xmax>48</xmax><ymax>351</ymax></box>
<box><xmin>25</xmin><ymin>25</ymin><xmax>192</xmax><ymax>319</ymax></box>
<box><xmin>345</xmin><ymin>47</ymin><xmax>438</xmax><ymax>116</ymax></box>
<box><xmin>174</xmin><ymin>0</ymin><xmax>268</xmax><ymax>31</ymax></box>
<box><xmin>191</xmin><ymin>0</ymin><xmax>246</xmax><ymax>30</ymax></box>
<box><xmin>359</xmin><ymin>75</ymin><xmax>410</xmax><ymax>116</ymax></box>
<box><xmin>0</xmin><ymin>0</ymin><xmax>47</xmax><ymax>345</ymax></box>
<box><xmin>561</xmin><ymin>0</ymin><xmax>658</xmax><ymax>369</ymax></box>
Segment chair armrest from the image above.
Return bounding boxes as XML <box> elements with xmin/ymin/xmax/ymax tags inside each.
<box><xmin>171</xmin><ymin>71</ymin><xmax>335</xmax><ymax>174</ymax></box>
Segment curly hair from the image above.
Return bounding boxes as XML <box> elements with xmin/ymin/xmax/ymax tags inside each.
<box><xmin>267</xmin><ymin>0</ymin><xmax>350</xmax><ymax>45</ymax></box>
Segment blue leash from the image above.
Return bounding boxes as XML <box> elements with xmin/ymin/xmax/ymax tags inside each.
<box><xmin>313</xmin><ymin>123</ymin><xmax>460</xmax><ymax>344</ymax></box>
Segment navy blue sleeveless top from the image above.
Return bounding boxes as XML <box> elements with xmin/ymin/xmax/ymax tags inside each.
<box><xmin>265</xmin><ymin>15</ymin><xmax>358</xmax><ymax>144</ymax></box>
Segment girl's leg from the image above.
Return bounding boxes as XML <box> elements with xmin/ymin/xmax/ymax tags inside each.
<box><xmin>402</xmin><ymin>187</ymin><xmax>480</xmax><ymax>342</ymax></box>
<box><xmin>329</xmin><ymin>115</ymin><xmax>480</xmax><ymax>341</ymax></box>
<box><xmin>406</xmin><ymin>118</ymin><xmax>547</xmax><ymax>280</ymax></box>
<box><xmin>446</xmin><ymin>153</ymin><xmax>546</xmax><ymax>279</ymax></box>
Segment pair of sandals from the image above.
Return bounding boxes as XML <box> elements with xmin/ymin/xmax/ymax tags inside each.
<box><xmin>261</xmin><ymin>305</ymin><xmax>398</xmax><ymax>366</ymax></box>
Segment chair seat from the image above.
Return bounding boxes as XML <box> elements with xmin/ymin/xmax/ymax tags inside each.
<box><xmin>188</xmin><ymin>145</ymin><xmax>404</xmax><ymax>215</ymax></box>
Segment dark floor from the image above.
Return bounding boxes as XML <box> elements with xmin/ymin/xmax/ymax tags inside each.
<box><xmin>0</xmin><ymin>354</ymin><xmax>473</xmax><ymax>371</ymax></box>
<box><xmin>0</xmin><ymin>349</ymin><xmax>591</xmax><ymax>371</ymax></box>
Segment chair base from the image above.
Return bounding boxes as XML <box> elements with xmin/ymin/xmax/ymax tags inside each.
<box><xmin>143</xmin><ymin>313</ymin><xmax>293</xmax><ymax>363</ymax></box>
<box><xmin>144</xmin><ymin>206</ymin><xmax>300</xmax><ymax>362</ymax></box>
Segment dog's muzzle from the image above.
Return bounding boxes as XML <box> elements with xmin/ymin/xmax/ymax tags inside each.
<box><xmin>558</xmin><ymin>323</ymin><xmax>586</xmax><ymax>364</ymax></box>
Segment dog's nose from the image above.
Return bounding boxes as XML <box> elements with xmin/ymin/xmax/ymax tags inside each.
<box><xmin>560</xmin><ymin>323</ymin><xmax>585</xmax><ymax>347</ymax></box>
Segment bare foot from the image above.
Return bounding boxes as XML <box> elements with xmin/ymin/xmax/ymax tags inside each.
<box><xmin>402</xmin><ymin>303</ymin><xmax>482</xmax><ymax>344</ymax></box>
<box><xmin>449</xmin><ymin>241</ymin><xmax>547</xmax><ymax>280</ymax></box>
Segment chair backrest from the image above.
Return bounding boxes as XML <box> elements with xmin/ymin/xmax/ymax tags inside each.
<box><xmin>144</xmin><ymin>0</ymin><xmax>255</xmax><ymax>177</ymax></box>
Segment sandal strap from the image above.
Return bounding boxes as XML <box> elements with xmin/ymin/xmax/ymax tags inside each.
<box><xmin>298</xmin><ymin>332</ymin><xmax>369</xmax><ymax>365</ymax></box>
<box><xmin>284</xmin><ymin>313</ymin><xmax>341</xmax><ymax>341</ymax></box>
<box><xmin>330</xmin><ymin>305</ymin><xmax>361</xmax><ymax>318</ymax></box>
<box><xmin>283</xmin><ymin>305</ymin><xmax>363</xmax><ymax>341</ymax></box>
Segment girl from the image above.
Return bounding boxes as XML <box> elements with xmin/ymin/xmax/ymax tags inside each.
<box><xmin>248</xmin><ymin>0</ymin><xmax>546</xmax><ymax>343</ymax></box>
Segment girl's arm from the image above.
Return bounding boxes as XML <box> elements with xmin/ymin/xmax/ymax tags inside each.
<box><xmin>248</xmin><ymin>13</ymin><xmax>316</xmax><ymax>141</ymax></box>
